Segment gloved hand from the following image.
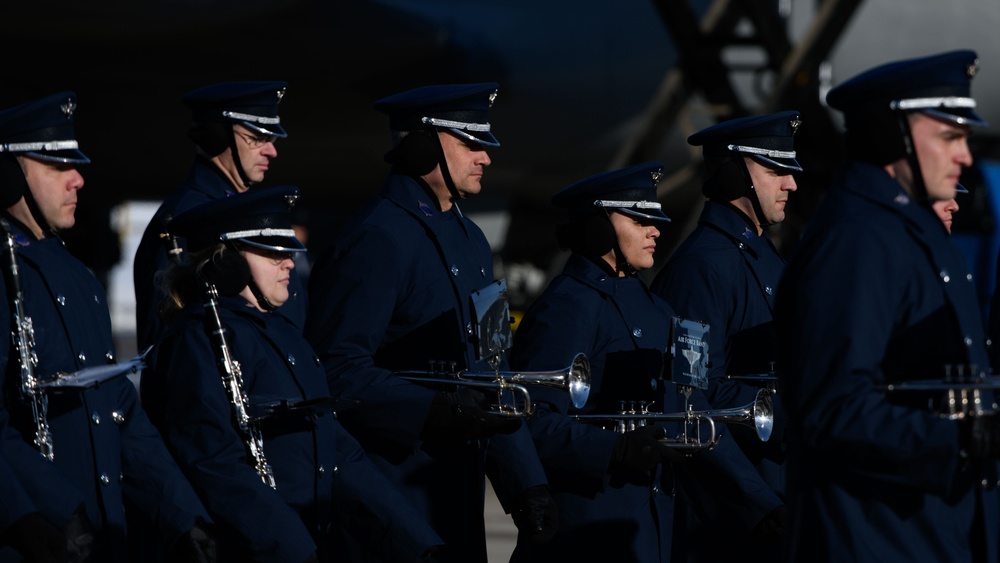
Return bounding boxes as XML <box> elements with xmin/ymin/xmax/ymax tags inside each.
<box><xmin>420</xmin><ymin>389</ymin><xmax>522</xmax><ymax>444</ymax></box>
<box><xmin>8</xmin><ymin>512</ymin><xmax>68</xmax><ymax>563</ymax></box>
<box><xmin>961</xmin><ymin>414</ymin><xmax>1000</xmax><ymax>460</ymax></box>
<box><xmin>511</xmin><ymin>485</ymin><xmax>558</xmax><ymax>545</ymax></box>
<box><xmin>751</xmin><ymin>505</ymin><xmax>786</xmax><ymax>538</ymax></box>
<box><xmin>64</xmin><ymin>506</ymin><xmax>95</xmax><ymax>563</ymax></box>
<box><xmin>609</xmin><ymin>425</ymin><xmax>688</xmax><ymax>473</ymax></box>
<box><xmin>166</xmin><ymin>520</ymin><xmax>216</xmax><ymax>563</ymax></box>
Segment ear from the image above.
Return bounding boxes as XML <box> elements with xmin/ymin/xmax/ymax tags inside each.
<box><xmin>198</xmin><ymin>247</ymin><xmax>251</xmax><ymax>296</ymax></box>
<box><xmin>0</xmin><ymin>155</ymin><xmax>28</xmax><ymax>208</ymax></box>
<box><xmin>702</xmin><ymin>158</ymin><xmax>749</xmax><ymax>201</ymax></box>
<box><xmin>573</xmin><ymin>214</ymin><xmax>616</xmax><ymax>257</ymax></box>
<box><xmin>187</xmin><ymin>121</ymin><xmax>231</xmax><ymax>157</ymax></box>
<box><xmin>383</xmin><ymin>131</ymin><xmax>439</xmax><ymax>176</ymax></box>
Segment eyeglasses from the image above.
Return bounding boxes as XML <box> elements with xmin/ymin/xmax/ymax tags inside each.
<box><xmin>235</xmin><ymin>130</ymin><xmax>278</xmax><ymax>148</ymax></box>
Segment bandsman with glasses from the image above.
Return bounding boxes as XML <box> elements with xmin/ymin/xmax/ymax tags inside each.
<box><xmin>133</xmin><ymin>81</ymin><xmax>307</xmax><ymax>355</ymax></box>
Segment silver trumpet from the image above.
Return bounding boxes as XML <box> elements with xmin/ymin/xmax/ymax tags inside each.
<box><xmin>397</xmin><ymin>352</ymin><xmax>591</xmax><ymax>417</ymax></box>
<box><xmin>572</xmin><ymin>388</ymin><xmax>774</xmax><ymax>451</ymax></box>
<box><xmin>878</xmin><ymin>364</ymin><xmax>1000</xmax><ymax>419</ymax></box>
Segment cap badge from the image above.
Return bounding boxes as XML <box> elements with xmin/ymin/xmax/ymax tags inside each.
<box><xmin>60</xmin><ymin>99</ymin><xmax>76</xmax><ymax>119</ymax></box>
<box><xmin>488</xmin><ymin>90</ymin><xmax>498</xmax><ymax>107</ymax></box>
<box><xmin>276</xmin><ymin>87</ymin><xmax>286</xmax><ymax>104</ymax></box>
<box><xmin>284</xmin><ymin>193</ymin><xmax>298</xmax><ymax>209</ymax></box>
<box><xmin>789</xmin><ymin>118</ymin><xmax>802</xmax><ymax>133</ymax></box>
<box><xmin>650</xmin><ymin>169</ymin><xmax>664</xmax><ymax>187</ymax></box>
<box><xmin>967</xmin><ymin>60</ymin><xmax>979</xmax><ymax>78</ymax></box>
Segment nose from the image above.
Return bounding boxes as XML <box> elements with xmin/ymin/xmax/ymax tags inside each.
<box><xmin>957</xmin><ymin>138</ymin><xmax>973</xmax><ymax>167</ymax></box>
<box><xmin>261</xmin><ymin>141</ymin><xmax>278</xmax><ymax>158</ymax></box>
<box><xmin>69</xmin><ymin>168</ymin><xmax>84</xmax><ymax>191</ymax></box>
<box><xmin>784</xmin><ymin>175</ymin><xmax>798</xmax><ymax>192</ymax></box>
<box><xmin>479</xmin><ymin>149</ymin><xmax>491</xmax><ymax>168</ymax></box>
<box><xmin>649</xmin><ymin>226</ymin><xmax>660</xmax><ymax>239</ymax></box>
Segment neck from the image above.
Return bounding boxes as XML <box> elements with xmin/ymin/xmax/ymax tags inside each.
<box><xmin>6</xmin><ymin>199</ymin><xmax>45</xmax><ymax>239</ymax></box>
<box><xmin>415</xmin><ymin>173</ymin><xmax>453</xmax><ymax>212</ymax></box>
<box><xmin>210</xmin><ymin>151</ymin><xmax>249</xmax><ymax>193</ymax></box>
<box><xmin>727</xmin><ymin>197</ymin><xmax>763</xmax><ymax>235</ymax></box>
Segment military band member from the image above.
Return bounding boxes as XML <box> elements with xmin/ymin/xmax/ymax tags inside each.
<box><xmin>775</xmin><ymin>50</ymin><xmax>1000</xmax><ymax>562</ymax></box>
<box><xmin>508</xmin><ymin>163</ymin><xmax>782</xmax><ymax>562</ymax></box>
<box><xmin>0</xmin><ymin>92</ymin><xmax>214</xmax><ymax>562</ymax></box>
<box><xmin>133</xmin><ymin>81</ymin><xmax>307</xmax><ymax>353</ymax></box>
<box><xmin>304</xmin><ymin>83</ymin><xmax>555</xmax><ymax>562</ymax></box>
<box><xmin>650</xmin><ymin>112</ymin><xmax>801</xmax><ymax>560</ymax></box>
<box><xmin>141</xmin><ymin>185</ymin><xmax>444</xmax><ymax>563</ymax></box>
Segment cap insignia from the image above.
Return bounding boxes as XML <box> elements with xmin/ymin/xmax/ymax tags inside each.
<box><xmin>789</xmin><ymin>118</ymin><xmax>802</xmax><ymax>133</ymax></box>
<box><xmin>967</xmin><ymin>60</ymin><xmax>979</xmax><ymax>78</ymax></box>
<box><xmin>284</xmin><ymin>193</ymin><xmax>298</xmax><ymax>208</ymax></box>
<box><xmin>650</xmin><ymin>169</ymin><xmax>664</xmax><ymax>186</ymax></box>
<box><xmin>276</xmin><ymin>87</ymin><xmax>286</xmax><ymax>104</ymax></box>
<box><xmin>488</xmin><ymin>90</ymin><xmax>498</xmax><ymax>107</ymax></box>
<box><xmin>60</xmin><ymin>99</ymin><xmax>76</xmax><ymax>119</ymax></box>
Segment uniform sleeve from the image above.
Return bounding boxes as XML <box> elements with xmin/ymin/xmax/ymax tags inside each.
<box><xmin>0</xmin><ymin>281</ymin><xmax>83</xmax><ymax>533</ymax></box>
<box><xmin>151</xmin><ymin>325</ymin><xmax>317</xmax><ymax>562</ymax></box>
<box><xmin>509</xmin><ymin>286</ymin><xmax>619</xmax><ymax>490</ymax></box>
<box><xmin>114</xmin><ymin>376</ymin><xmax>213</xmax><ymax>547</ymax></box>
<box><xmin>305</xmin><ymin>225</ymin><xmax>438</xmax><ymax>450</ymax></box>
<box><xmin>653</xmin><ymin>252</ymin><xmax>761</xmax><ymax>410</ymax></box>
<box><xmin>776</xmin><ymin>225</ymin><xmax>965</xmax><ymax>495</ymax></box>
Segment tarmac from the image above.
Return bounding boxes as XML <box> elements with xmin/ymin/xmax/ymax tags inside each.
<box><xmin>485</xmin><ymin>482</ymin><xmax>518</xmax><ymax>562</ymax></box>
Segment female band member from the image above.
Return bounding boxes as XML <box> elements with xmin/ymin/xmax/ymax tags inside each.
<box><xmin>140</xmin><ymin>185</ymin><xmax>443</xmax><ymax>563</ymax></box>
<box><xmin>508</xmin><ymin>163</ymin><xmax>782</xmax><ymax>562</ymax></box>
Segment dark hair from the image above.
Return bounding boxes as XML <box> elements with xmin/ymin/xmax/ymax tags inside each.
<box><xmin>554</xmin><ymin>213</ymin><xmax>616</xmax><ymax>257</ymax></box>
<box><xmin>158</xmin><ymin>244</ymin><xmax>228</xmax><ymax>324</ymax></box>
<box><xmin>701</xmin><ymin>155</ymin><xmax>749</xmax><ymax>201</ymax></box>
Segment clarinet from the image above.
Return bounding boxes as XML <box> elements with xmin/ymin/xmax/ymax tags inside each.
<box><xmin>0</xmin><ymin>218</ymin><xmax>54</xmax><ymax>460</ymax></box>
<box><xmin>202</xmin><ymin>281</ymin><xmax>276</xmax><ymax>489</ymax></box>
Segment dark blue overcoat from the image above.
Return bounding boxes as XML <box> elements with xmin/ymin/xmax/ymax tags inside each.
<box><xmin>651</xmin><ymin>200</ymin><xmax>788</xmax><ymax>560</ymax></box>
<box><xmin>508</xmin><ymin>253</ymin><xmax>781</xmax><ymax>563</ymax></box>
<box><xmin>143</xmin><ymin>295</ymin><xmax>442</xmax><ymax>562</ymax></box>
<box><xmin>774</xmin><ymin>159</ymin><xmax>1000</xmax><ymax>562</ymax></box>
<box><xmin>0</xmin><ymin>221</ymin><xmax>209</xmax><ymax>562</ymax></box>
<box><xmin>133</xmin><ymin>158</ymin><xmax>307</xmax><ymax>351</ymax></box>
<box><xmin>304</xmin><ymin>173</ymin><xmax>547</xmax><ymax>563</ymax></box>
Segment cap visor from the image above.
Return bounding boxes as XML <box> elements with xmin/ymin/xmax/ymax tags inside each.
<box><xmin>25</xmin><ymin>149</ymin><xmax>90</xmax><ymax>165</ymax></box>
<box><xmin>241</xmin><ymin>121</ymin><xmax>288</xmax><ymax>138</ymax></box>
<box><xmin>238</xmin><ymin>236</ymin><xmax>306</xmax><ymax>253</ymax></box>
<box><xmin>751</xmin><ymin>154</ymin><xmax>802</xmax><ymax>172</ymax></box>
<box><xmin>448</xmin><ymin>127</ymin><xmax>499</xmax><ymax>147</ymax></box>
<box><xmin>619</xmin><ymin>208</ymin><xmax>671</xmax><ymax>223</ymax></box>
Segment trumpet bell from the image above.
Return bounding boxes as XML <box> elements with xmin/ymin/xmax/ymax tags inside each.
<box><xmin>750</xmin><ymin>388</ymin><xmax>773</xmax><ymax>442</ymax></box>
<box><xmin>567</xmin><ymin>353</ymin><xmax>591</xmax><ymax>409</ymax></box>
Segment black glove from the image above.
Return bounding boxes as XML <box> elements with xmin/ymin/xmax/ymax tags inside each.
<box><xmin>511</xmin><ymin>485</ymin><xmax>558</xmax><ymax>545</ymax></box>
<box><xmin>961</xmin><ymin>414</ymin><xmax>1000</xmax><ymax>460</ymax></box>
<box><xmin>8</xmin><ymin>512</ymin><xmax>69</xmax><ymax>563</ymax></box>
<box><xmin>420</xmin><ymin>389</ymin><xmax>522</xmax><ymax>444</ymax></box>
<box><xmin>64</xmin><ymin>507</ymin><xmax>95</xmax><ymax>563</ymax></box>
<box><xmin>166</xmin><ymin>520</ymin><xmax>216</xmax><ymax>563</ymax></box>
<box><xmin>609</xmin><ymin>425</ymin><xmax>688</xmax><ymax>473</ymax></box>
<box><xmin>751</xmin><ymin>505</ymin><xmax>786</xmax><ymax>538</ymax></box>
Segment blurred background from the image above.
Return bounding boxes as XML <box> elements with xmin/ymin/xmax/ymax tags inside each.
<box><xmin>3</xmin><ymin>0</ymin><xmax>1000</xmax><ymax>360</ymax></box>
